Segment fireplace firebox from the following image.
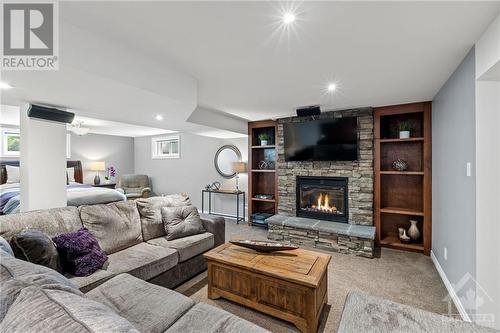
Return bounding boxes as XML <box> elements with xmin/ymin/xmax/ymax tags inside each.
<box><xmin>296</xmin><ymin>176</ymin><xmax>348</xmax><ymax>223</ymax></box>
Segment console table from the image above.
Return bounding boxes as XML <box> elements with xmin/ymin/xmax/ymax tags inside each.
<box><xmin>201</xmin><ymin>189</ymin><xmax>245</xmax><ymax>224</ymax></box>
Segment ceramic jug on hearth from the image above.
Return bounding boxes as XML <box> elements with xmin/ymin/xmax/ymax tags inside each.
<box><xmin>407</xmin><ymin>220</ymin><xmax>420</xmax><ymax>241</ymax></box>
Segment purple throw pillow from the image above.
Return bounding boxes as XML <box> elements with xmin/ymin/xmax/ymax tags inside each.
<box><xmin>52</xmin><ymin>228</ymin><xmax>108</xmax><ymax>277</ymax></box>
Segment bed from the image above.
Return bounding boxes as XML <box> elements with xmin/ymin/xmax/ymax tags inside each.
<box><xmin>0</xmin><ymin>160</ymin><xmax>126</xmax><ymax>215</ymax></box>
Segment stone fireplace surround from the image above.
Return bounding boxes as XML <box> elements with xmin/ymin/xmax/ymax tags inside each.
<box><xmin>277</xmin><ymin>107</ymin><xmax>374</xmax><ymax>225</ymax></box>
<box><xmin>267</xmin><ymin>108</ymin><xmax>375</xmax><ymax>257</ymax></box>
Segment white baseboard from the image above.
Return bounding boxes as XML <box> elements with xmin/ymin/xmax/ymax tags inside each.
<box><xmin>431</xmin><ymin>250</ymin><xmax>472</xmax><ymax>322</ymax></box>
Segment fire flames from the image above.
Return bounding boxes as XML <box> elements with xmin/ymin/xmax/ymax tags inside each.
<box><xmin>311</xmin><ymin>193</ymin><xmax>338</xmax><ymax>213</ymax></box>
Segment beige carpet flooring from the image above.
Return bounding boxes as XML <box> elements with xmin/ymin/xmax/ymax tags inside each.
<box><xmin>175</xmin><ymin>221</ymin><xmax>456</xmax><ymax>332</ymax></box>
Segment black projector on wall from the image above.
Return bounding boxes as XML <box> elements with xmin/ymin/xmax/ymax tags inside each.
<box><xmin>27</xmin><ymin>104</ymin><xmax>75</xmax><ymax>124</ymax></box>
<box><xmin>296</xmin><ymin>105</ymin><xmax>321</xmax><ymax>117</ymax></box>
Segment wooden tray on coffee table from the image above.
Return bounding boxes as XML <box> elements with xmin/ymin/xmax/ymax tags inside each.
<box><xmin>204</xmin><ymin>242</ymin><xmax>331</xmax><ymax>333</ymax></box>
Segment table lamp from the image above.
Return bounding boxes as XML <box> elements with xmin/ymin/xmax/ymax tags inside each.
<box><xmin>231</xmin><ymin>161</ymin><xmax>247</xmax><ymax>192</ymax></box>
<box><xmin>90</xmin><ymin>161</ymin><xmax>105</xmax><ymax>185</ymax></box>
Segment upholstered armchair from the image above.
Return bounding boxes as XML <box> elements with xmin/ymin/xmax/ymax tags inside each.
<box><xmin>116</xmin><ymin>174</ymin><xmax>152</xmax><ymax>199</ymax></box>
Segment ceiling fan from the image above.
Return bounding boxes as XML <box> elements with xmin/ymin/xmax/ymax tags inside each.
<box><xmin>69</xmin><ymin>120</ymin><xmax>90</xmax><ymax>136</ymax></box>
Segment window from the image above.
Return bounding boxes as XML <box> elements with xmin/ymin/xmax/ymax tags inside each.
<box><xmin>0</xmin><ymin>129</ymin><xmax>71</xmax><ymax>157</ymax></box>
<box><xmin>152</xmin><ymin>135</ymin><xmax>180</xmax><ymax>159</ymax></box>
<box><xmin>2</xmin><ymin>129</ymin><xmax>20</xmax><ymax>157</ymax></box>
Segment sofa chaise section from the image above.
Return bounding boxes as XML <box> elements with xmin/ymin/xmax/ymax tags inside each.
<box><xmin>1</xmin><ymin>249</ymin><xmax>270</xmax><ymax>333</ymax></box>
<box><xmin>87</xmin><ymin>273</ymin><xmax>195</xmax><ymax>333</ymax></box>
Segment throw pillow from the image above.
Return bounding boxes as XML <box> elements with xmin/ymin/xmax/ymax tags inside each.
<box><xmin>136</xmin><ymin>194</ymin><xmax>192</xmax><ymax>241</ymax></box>
<box><xmin>10</xmin><ymin>229</ymin><xmax>62</xmax><ymax>273</ymax></box>
<box><xmin>5</xmin><ymin>165</ymin><xmax>20</xmax><ymax>183</ymax></box>
<box><xmin>52</xmin><ymin>228</ymin><xmax>108</xmax><ymax>277</ymax></box>
<box><xmin>162</xmin><ymin>206</ymin><xmax>205</xmax><ymax>240</ymax></box>
<box><xmin>67</xmin><ymin>167</ymin><xmax>75</xmax><ymax>183</ymax></box>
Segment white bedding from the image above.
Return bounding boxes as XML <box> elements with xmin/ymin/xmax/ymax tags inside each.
<box><xmin>0</xmin><ymin>182</ymin><xmax>126</xmax><ymax>215</ymax></box>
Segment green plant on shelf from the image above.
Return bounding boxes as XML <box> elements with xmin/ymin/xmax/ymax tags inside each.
<box><xmin>258</xmin><ymin>133</ymin><xmax>271</xmax><ymax>141</ymax></box>
<box><xmin>399</xmin><ymin>122</ymin><xmax>411</xmax><ymax>132</ymax></box>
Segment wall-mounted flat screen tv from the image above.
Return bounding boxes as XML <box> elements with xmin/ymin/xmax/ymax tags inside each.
<box><xmin>284</xmin><ymin>117</ymin><xmax>358</xmax><ymax>161</ymax></box>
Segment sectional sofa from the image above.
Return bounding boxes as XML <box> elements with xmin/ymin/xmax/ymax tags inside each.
<box><xmin>0</xmin><ymin>195</ymin><xmax>223</xmax><ymax>292</ymax></box>
<box><xmin>0</xmin><ymin>195</ymin><xmax>270</xmax><ymax>332</ymax></box>
<box><xmin>0</xmin><ymin>242</ymin><xmax>269</xmax><ymax>332</ymax></box>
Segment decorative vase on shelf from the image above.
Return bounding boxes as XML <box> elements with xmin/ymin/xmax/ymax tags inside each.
<box><xmin>399</xmin><ymin>131</ymin><xmax>410</xmax><ymax>139</ymax></box>
<box><xmin>398</xmin><ymin>227</ymin><xmax>411</xmax><ymax>243</ymax></box>
<box><xmin>260</xmin><ymin>140</ymin><xmax>268</xmax><ymax>146</ymax></box>
<box><xmin>392</xmin><ymin>159</ymin><xmax>408</xmax><ymax>171</ymax></box>
<box><xmin>407</xmin><ymin>220</ymin><xmax>420</xmax><ymax>241</ymax></box>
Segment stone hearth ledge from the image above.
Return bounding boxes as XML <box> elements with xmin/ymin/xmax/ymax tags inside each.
<box><xmin>266</xmin><ymin>215</ymin><xmax>375</xmax><ymax>258</ymax></box>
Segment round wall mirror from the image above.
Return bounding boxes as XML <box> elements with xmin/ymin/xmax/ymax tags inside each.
<box><xmin>214</xmin><ymin>145</ymin><xmax>242</xmax><ymax>178</ymax></box>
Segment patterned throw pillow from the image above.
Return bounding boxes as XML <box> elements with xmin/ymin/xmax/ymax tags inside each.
<box><xmin>161</xmin><ymin>206</ymin><xmax>205</xmax><ymax>241</ymax></box>
<box><xmin>52</xmin><ymin>228</ymin><xmax>108</xmax><ymax>277</ymax></box>
<box><xmin>10</xmin><ymin>229</ymin><xmax>62</xmax><ymax>273</ymax></box>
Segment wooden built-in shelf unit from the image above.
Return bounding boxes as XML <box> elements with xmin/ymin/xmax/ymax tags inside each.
<box><xmin>248</xmin><ymin>120</ymin><xmax>278</xmax><ymax>226</ymax></box>
<box><xmin>374</xmin><ymin>102</ymin><xmax>432</xmax><ymax>255</ymax></box>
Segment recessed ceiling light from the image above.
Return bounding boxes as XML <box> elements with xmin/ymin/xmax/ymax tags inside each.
<box><xmin>0</xmin><ymin>81</ymin><xmax>13</xmax><ymax>90</ymax></box>
<box><xmin>327</xmin><ymin>83</ymin><xmax>337</xmax><ymax>92</ymax></box>
<box><xmin>155</xmin><ymin>115</ymin><xmax>163</xmax><ymax>121</ymax></box>
<box><xmin>283</xmin><ymin>12</ymin><xmax>296</xmax><ymax>24</ymax></box>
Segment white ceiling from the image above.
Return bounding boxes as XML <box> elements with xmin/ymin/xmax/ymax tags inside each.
<box><xmin>0</xmin><ymin>104</ymin><xmax>175</xmax><ymax>137</ymax></box>
<box><xmin>1</xmin><ymin>1</ymin><xmax>499</xmax><ymax>128</ymax></box>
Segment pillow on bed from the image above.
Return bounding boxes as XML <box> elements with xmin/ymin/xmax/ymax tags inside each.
<box><xmin>67</xmin><ymin>167</ymin><xmax>76</xmax><ymax>183</ymax></box>
<box><xmin>5</xmin><ymin>165</ymin><xmax>20</xmax><ymax>184</ymax></box>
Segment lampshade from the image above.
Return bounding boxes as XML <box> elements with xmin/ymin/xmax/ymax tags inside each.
<box><xmin>90</xmin><ymin>161</ymin><xmax>105</xmax><ymax>171</ymax></box>
<box><xmin>231</xmin><ymin>161</ymin><xmax>247</xmax><ymax>174</ymax></box>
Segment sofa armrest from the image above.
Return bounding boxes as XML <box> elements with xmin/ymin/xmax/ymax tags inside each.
<box><xmin>200</xmin><ymin>213</ymin><xmax>225</xmax><ymax>247</ymax></box>
<box><xmin>141</xmin><ymin>187</ymin><xmax>152</xmax><ymax>198</ymax></box>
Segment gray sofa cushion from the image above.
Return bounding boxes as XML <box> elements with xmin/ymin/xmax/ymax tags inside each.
<box><xmin>88</xmin><ymin>274</ymin><xmax>194</xmax><ymax>333</ymax></box>
<box><xmin>1</xmin><ymin>286</ymin><xmax>138</xmax><ymax>333</ymax></box>
<box><xmin>165</xmin><ymin>302</ymin><xmax>269</xmax><ymax>333</ymax></box>
<box><xmin>105</xmin><ymin>242</ymin><xmax>178</xmax><ymax>280</ymax></box>
<box><xmin>162</xmin><ymin>206</ymin><xmax>205</xmax><ymax>240</ymax></box>
<box><xmin>338</xmin><ymin>291</ymin><xmax>497</xmax><ymax>333</ymax></box>
<box><xmin>0</xmin><ymin>251</ymin><xmax>79</xmax><ymax>321</ymax></box>
<box><xmin>79</xmin><ymin>201</ymin><xmax>143</xmax><ymax>254</ymax></box>
<box><xmin>68</xmin><ymin>269</ymin><xmax>116</xmax><ymax>293</ymax></box>
<box><xmin>136</xmin><ymin>195</ymin><xmax>192</xmax><ymax>241</ymax></box>
<box><xmin>0</xmin><ymin>206</ymin><xmax>83</xmax><ymax>241</ymax></box>
<box><xmin>147</xmin><ymin>232</ymin><xmax>214</xmax><ymax>262</ymax></box>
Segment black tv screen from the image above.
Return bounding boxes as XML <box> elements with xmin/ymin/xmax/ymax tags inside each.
<box><xmin>284</xmin><ymin>117</ymin><xmax>358</xmax><ymax>161</ymax></box>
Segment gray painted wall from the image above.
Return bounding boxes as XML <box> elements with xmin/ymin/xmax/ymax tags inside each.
<box><xmin>432</xmin><ymin>47</ymin><xmax>476</xmax><ymax>309</ymax></box>
<box><xmin>134</xmin><ymin>133</ymin><xmax>248</xmax><ymax>217</ymax></box>
<box><xmin>70</xmin><ymin>133</ymin><xmax>134</xmax><ymax>184</ymax></box>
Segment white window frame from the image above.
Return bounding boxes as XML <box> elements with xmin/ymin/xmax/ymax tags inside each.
<box><xmin>1</xmin><ymin>128</ymin><xmax>20</xmax><ymax>157</ymax></box>
<box><xmin>66</xmin><ymin>133</ymin><xmax>71</xmax><ymax>158</ymax></box>
<box><xmin>151</xmin><ymin>135</ymin><xmax>180</xmax><ymax>159</ymax></box>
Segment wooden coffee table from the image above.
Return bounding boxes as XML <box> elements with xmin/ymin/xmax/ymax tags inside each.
<box><xmin>204</xmin><ymin>243</ymin><xmax>331</xmax><ymax>333</ymax></box>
